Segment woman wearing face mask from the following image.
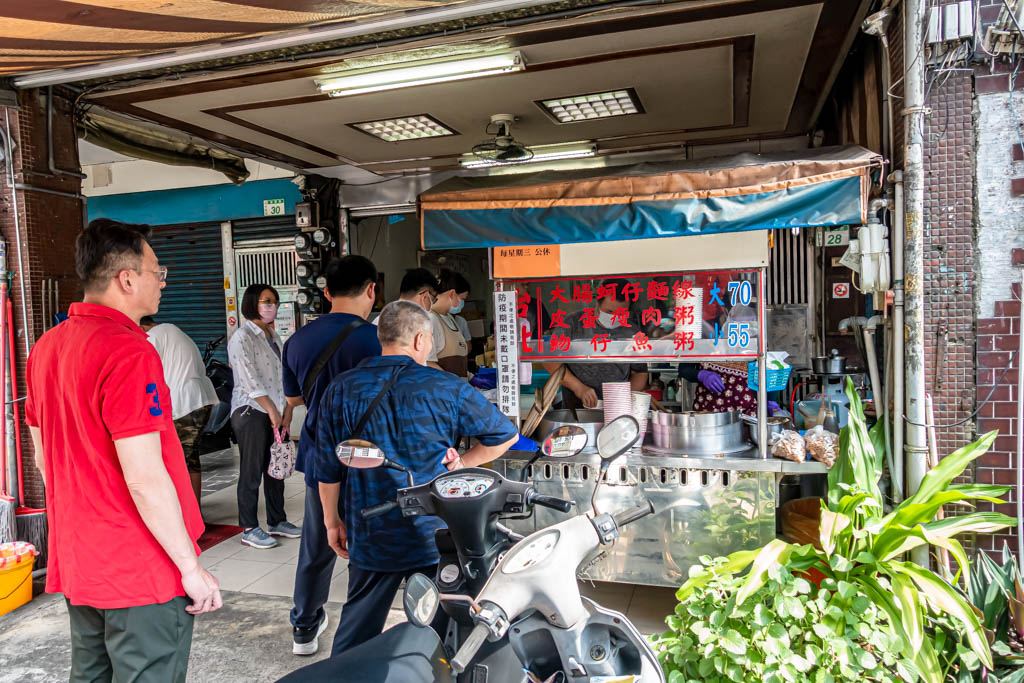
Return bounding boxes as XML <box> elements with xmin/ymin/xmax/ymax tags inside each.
<box><xmin>428</xmin><ymin>268</ymin><xmax>471</xmax><ymax>377</ymax></box>
<box><xmin>543</xmin><ymin>279</ymin><xmax>648</xmax><ymax>410</ymax></box>
<box><xmin>226</xmin><ymin>284</ymin><xmax>299</xmax><ymax>549</ymax></box>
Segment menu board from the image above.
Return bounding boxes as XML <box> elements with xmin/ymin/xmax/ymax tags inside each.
<box><xmin>493</xmin><ymin>290</ymin><xmax>520</xmax><ymax>420</ymax></box>
<box><xmin>510</xmin><ymin>269</ymin><xmax>763</xmax><ymax>362</ymax></box>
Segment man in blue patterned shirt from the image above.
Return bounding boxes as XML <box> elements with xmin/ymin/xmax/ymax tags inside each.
<box><xmin>315</xmin><ymin>300</ymin><xmax>518</xmax><ymax>656</ymax></box>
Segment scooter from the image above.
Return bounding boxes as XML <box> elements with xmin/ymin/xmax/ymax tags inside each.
<box><xmin>199</xmin><ymin>334</ymin><xmax>234</xmax><ymax>452</ymax></box>
<box><xmin>279</xmin><ymin>416</ymin><xmax>663</xmax><ymax>683</ymax></box>
<box><xmin>345</xmin><ymin>430</ymin><xmax>581</xmax><ymax>683</ymax></box>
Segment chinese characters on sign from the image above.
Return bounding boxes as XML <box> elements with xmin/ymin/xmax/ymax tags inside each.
<box><xmin>493</xmin><ymin>290</ymin><xmax>520</xmax><ymax>422</ymax></box>
<box><xmin>510</xmin><ymin>269</ymin><xmax>760</xmax><ymax>361</ymax></box>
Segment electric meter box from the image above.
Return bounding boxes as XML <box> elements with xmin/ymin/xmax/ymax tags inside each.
<box><xmin>295</xmin><ymin>202</ymin><xmax>318</xmax><ymax>230</ymax></box>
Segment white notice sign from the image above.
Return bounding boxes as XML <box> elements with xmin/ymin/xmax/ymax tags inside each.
<box><xmin>494</xmin><ymin>290</ymin><xmax>520</xmax><ymax>424</ymax></box>
<box><xmin>263</xmin><ymin>198</ymin><xmax>286</xmax><ymax>216</ymax></box>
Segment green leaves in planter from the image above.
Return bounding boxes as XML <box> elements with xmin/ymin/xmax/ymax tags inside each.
<box><xmin>653</xmin><ymin>557</ymin><xmax>906</xmax><ymax>682</ymax></box>
<box><xmin>660</xmin><ymin>380</ymin><xmax>1017</xmax><ymax>683</ymax></box>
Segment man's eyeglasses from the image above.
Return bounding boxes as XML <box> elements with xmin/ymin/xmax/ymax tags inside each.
<box><xmin>416</xmin><ymin>289</ymin><xmax>437</xmax><ymax>305</ymax></box>
<box><xmin>137</xmin><ymin>266</ymin><xmax>168</xmax><ymax>282</ymax></box>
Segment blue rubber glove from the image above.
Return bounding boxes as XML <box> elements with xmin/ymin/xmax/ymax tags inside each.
<box><xmin>767</xmin><ymin>400</ymin><xmax>780</xmax><ymax>416</ymax></box>
<box><xmin>697</xmin><ymin>369</ymin><xmax>725</xmax><ymax>394</ymax></box>
<box><xmin>509</xmin><ymin>434</ymin><xmax>538</xmax><ymax>451</ymax></box>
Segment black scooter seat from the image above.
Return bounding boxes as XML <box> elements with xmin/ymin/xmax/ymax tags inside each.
<box><xmin>276</xmin><ymin>622</ymin><xmax>455</xmax><ymax>683</ymax></box>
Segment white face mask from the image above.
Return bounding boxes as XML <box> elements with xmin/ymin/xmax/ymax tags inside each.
<box><xmin>598</xmin><ymin>311</ymin><xmax>616</xmax><ymax>328</ymax></box>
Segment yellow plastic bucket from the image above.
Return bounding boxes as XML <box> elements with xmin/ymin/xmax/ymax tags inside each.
<box><xmin>0</xmin><ymin>541</ymin><xmax>37</xmax><ymax>616</ymax></box>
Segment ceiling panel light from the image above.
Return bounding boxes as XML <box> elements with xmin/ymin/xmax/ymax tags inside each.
<box><xmin>349</xmin><ymin>115</ymin><xmax>456</xmax><ymax>142</ymax></box>
<box><xmin>315</xmin><ymin>52</ymin><xmax>524</xmax><ymax>98</ymax></box>
<box><xmin>537</xmin><ymin>88</ymin><xmax>643</xmax><ymax>123</ymax></box>
<box><xmin>460</xmin><ymin>141</ymin><xmax>596</xmax><ymax>168</ymax></box>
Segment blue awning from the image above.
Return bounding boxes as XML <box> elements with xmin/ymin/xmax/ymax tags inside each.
<box><xmin>419</xmin><ymin>145</ymin><xmax>880</xmax><ymax>250</ymax></box>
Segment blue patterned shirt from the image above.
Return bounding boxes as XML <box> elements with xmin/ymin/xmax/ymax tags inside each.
<box><xmin>315</xmin><ymin>355</ymin><xmax>518</xmax><ymax>572</ymax></box>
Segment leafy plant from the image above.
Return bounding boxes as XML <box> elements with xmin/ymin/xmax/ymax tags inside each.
<box><xmin>651</xmin><ymin>555</ymin><xmax>907</xmax><ymax>682</ymax></box>
<box><xmin>932</xmin><ymin>543</ymin><xmax>1024</xmax><ymax>681</ymax></box>
<box><xmin>666</xmin><ymin>379</ymin><xmax>1017</xmax><ymax>683</ymax></box>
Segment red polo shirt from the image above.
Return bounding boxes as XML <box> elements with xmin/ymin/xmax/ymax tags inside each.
<box><xmin>25</xmin><ymin>303</ymin><xmax>204</xmax><ymax>608</ymax></box>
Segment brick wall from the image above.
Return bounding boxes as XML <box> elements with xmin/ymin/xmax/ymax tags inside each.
<box><xmin>971</xmin><ymin>0</ymin><xmax>1024</xmax><ymax>556</ymax></box>
<box><xmin>975</xmin><ymin>275</ymin><xmax>1022</xmax><ymax>554</ymax></box>
<box><xmin>885</xmin><ymin>7</ymin><xmax>977</xmax><ymax>463</ymax></box>
<box><xmin>0</xmin><ymin>88</ymin><xmax>84</xmax><ymax>509</ymax></box>
<box><xmin>923</xmin><ymin>71</ymin><xmax>976</xmax><ymax>459</ymax></box>
<box><xmin>974</xmin><ymin>89</ymin><xmax>1024</xmax><ymax>554</ymax></box>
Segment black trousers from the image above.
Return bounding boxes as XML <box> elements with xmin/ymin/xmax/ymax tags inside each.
<box><xmin>290</xmin><ymin>483</ymin><xmax>340</xmax><ymax>631</ymax></box>
<box><xmin>67</xmin><ymin>596</ymin><xmax>193</xmax><ymax>683</ymax></box>
<box><xmin>231</xmin><ymin>406</ymin><xmax>286</xmax><ymax>530</ymax></box>
<box><xmin>331</xmin><ymin>563</ymin><xmax>445</xmax><ymax>657</ymax></box>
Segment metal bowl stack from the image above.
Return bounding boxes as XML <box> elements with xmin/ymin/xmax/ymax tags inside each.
<box><xmin>649</xmin><ymin>409</ymin><xmax>748</xmax><ymax>453</ymax></box>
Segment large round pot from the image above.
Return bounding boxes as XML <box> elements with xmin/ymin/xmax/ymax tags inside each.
<box><xmin>811</xmin><ymin>354</ymin><xmax>846</xmax><ymax>375</ymax></box>
<box><xmin>537</xmin><ymin>409</ymin><xmax>603</xmax><ymax>454</ymax></box>
<box><xmin>742</xmin><ymin>414</ymin><xmax>789</xmax><ymax>446</ymax></box>
<box><xmin>649</xmin><ymin>409</ymin><xmax>747</xmax><ymax>453</ymax></box>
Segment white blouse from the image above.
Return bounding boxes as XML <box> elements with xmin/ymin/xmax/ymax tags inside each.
<box><xmin>227</xmin><ymin>320</ymin><xmax>285</xmax><ymax>415</ymax></box>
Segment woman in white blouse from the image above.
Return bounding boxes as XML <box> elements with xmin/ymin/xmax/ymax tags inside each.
<box><xmin>227</xmin><ymin>284</ymin><xmax>300</xmax><ymax>549</ymax></box>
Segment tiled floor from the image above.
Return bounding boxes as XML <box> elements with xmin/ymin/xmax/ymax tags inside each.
<box><xmin>197</xmin><ymin>447</ymin><xmax>677</xmax><ymax>636</ymax></box>
<box><xmin>199</xmin><ymin>447</ymin><xmax>242</xmax><ymax>497</ymax></box>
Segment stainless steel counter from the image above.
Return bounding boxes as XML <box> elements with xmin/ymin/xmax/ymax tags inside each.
<box><xmin>493</xmin><ymin>450</ymin><xmax>828</xmax><ymax>587</ymax></box>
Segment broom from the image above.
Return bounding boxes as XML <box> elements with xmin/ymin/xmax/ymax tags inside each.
<box><xmin>0</xmin><ymin>278</ymin><xmax>13</xmax><ymax>544</ymax></box>
<box><xmin>8</xmin><ymin>296</ymin><xmax>46</xmax><ymax>566</ymax></box>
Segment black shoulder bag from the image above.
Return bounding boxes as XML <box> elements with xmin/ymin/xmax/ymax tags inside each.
<box><xmin>301</xmin><ymin>319</ymin><xmax>366</xmax><ymax>400</ymax></box>
<box><xmin>351</xmin><ymin>367</ymin><xmax>404</xmax><ymax>439</ymax></box>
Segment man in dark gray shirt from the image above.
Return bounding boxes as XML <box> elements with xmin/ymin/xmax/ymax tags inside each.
<box><xmin>544</xmin><ymin>279</ymin><xmax>648</xmax><ymax>409</ymax></box>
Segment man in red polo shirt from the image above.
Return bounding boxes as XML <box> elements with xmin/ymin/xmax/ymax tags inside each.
<box><xmin>25</xmin><ymin>219</ymin><xmax>222</xmax><ymax>682</ymax></box>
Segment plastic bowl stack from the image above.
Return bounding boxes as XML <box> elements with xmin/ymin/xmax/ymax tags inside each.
<box><xmin>601</xmin><ymin>382</ymin><xmax>633</xmax><ymax>425</ymax></box>
<box><xmin>630</xmin><ymin>391</ymin><xmax>652</xmax><ymax>446</ymax></box>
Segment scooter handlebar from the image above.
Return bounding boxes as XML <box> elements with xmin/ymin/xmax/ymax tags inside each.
<box><xmin>526</xmin><ymin>490</ymin><xmax>574</xmax><ymax>513</ymax></box>
<box><xmin>360</xmin><ymin>500</ymin><xmax>399</xmax><ymax>520</ymax></box>
<box><xmin>451</xmin><ymin>621</ymin><xmax>490</xmax><ymax>674</ymax></box>
<box><xmin>613</xmin><ymin>500</ymin><xmax>655</xmax><ymax>528</ymax></box>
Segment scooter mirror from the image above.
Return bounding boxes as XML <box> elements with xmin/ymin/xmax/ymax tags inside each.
<box><xmin>541</xmin><ymin>425</ymin><xmax>588</xmax><ymax>458</ymax></box>
<box><xmin>402</xmin><ymin>573</ymin><xmax>440</xmax><ymax>628</ymax></box>
<box><xmin>595</xmin><ymin>415</ymin><xmax>640</xmax><ymax>463</ymax></box>
<box><xmin>336</xmin><ymin>439</ymin><xmax>387</xmax><ymax>469</ymax></box>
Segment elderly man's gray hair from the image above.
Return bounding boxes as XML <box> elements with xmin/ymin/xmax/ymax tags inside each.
<box><xmin>378</xmin><ymin>299</ymin><xmax>432</xmax><ymax>346</ymax></box>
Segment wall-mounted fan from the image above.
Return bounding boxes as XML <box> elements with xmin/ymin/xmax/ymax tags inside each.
<box><xmin>470</xmin><ymin>114</ymin><xmax>533</xmax><ymax>164</ymax></box>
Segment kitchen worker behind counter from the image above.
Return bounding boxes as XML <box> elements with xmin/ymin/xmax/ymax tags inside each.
<box><xmin>544</xmin><ymin>279</ymin><xmax>648</xmax><ymax>409</ymax></box>
<box><xmin>314</xmin><ymin>300</ymin><xmax>519</xmax><ymax>656</ymax></box>
<box><xmin>428</xmin><ymin>268</ymin><xmax>471</xmax><ymax>377</ymax></box>
<box><xmin>678</xmin><ymin>302</ymin><xmax>777</xmax><ymax>416</ymax></box>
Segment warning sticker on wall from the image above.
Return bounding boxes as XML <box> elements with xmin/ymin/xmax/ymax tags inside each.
<box><xmin>832</xmin><ymin>282</ymin><xmax>850</xmax><ymax>299</ymax></box>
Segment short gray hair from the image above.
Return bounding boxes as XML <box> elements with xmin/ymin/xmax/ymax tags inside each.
<box><xmin>378</xmin><ymin>300</ymin><xmax>432</xmax><ymax>346</ymax></box>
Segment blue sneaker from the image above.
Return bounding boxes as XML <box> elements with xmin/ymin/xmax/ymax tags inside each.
<box><xmin>241</xmin><ymin>527</ymin><xmax>278</xmax><ymax>549</ymax></box>
<box><xmin>269</xmin><ymin>521</ymin><xmax>301</xmax><ymax>539</ymax></box>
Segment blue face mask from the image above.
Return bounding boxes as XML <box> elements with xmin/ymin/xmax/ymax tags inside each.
<box><xmin>449</xmin><ymin>295</ymin><xmax>465</xmax><ymax>315</ymax></box>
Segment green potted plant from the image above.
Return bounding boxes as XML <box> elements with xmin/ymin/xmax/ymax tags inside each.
<box><xmin>652</xmin><ymin>380</ymin><xmax>1017</xmax><ymax>683</ymax></box>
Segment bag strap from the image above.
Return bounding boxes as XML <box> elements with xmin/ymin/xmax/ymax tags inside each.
<box><xmin>352</xmin><ymin>366</ymin><xmax>404</xmax><ymax>439</ymax></box>
<box><xmin>301</xmin><ymin>319</ymin><xmax>366</xmax><ymax>399</ymax></box>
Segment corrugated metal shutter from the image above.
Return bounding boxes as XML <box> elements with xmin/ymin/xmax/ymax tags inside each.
<box><xmin>232</xmin><ymin>215</ymin><xmax>297</xmax><ymax>244</ymax></box>
<box><xmin>149</xmin><ymin>221</ymin><xmax>227</xmax><ymax>361</ymax></box>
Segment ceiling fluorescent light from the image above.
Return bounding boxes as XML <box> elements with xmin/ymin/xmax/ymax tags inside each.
<box><xmin>460</xmin><ymin>142</ymin><xmax>596</xmax><ymax>168</ymax></box>
<box><xmin>316</xmin><ymin>52</ymin><xmax>523</xmax><ymax>97</ymax></box>
<box><xmin>350</xmin><ymin>114</ymin><xmax>456</xmax><ymax>141</ymax></box>
<box><xmin>538</xmin><ymin>88</ymin><xmax>643</xmax><ymax>123</ymax></box>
